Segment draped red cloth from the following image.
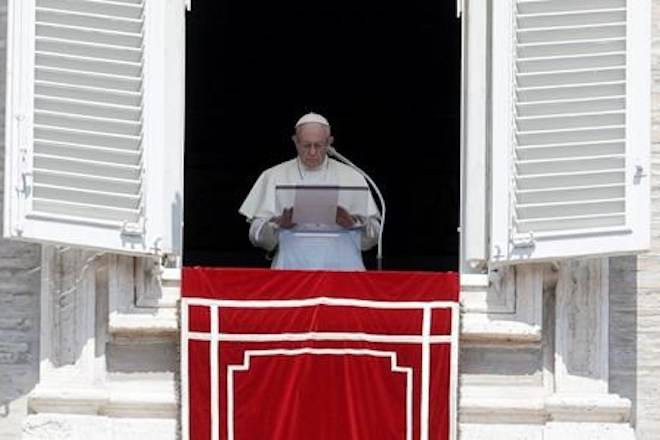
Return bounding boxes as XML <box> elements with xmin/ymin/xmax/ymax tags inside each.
<box><xmin>182</xmin><ymin>268</ymin><xmax>459</xmax><ymax>440</ymax></box>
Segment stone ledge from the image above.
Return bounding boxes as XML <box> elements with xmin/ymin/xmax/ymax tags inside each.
<box><xmin>28</xmin><ymin>385</ymin><xmax>176</xmax><ymax>418</ymax></box>
<box><xmin>544</xmin><ymin>422</ymin><xmax>635</xmax><ymax>440</ymax></box>
<box><xmin>460</xmin><ymin>396</ymin><xmax>546</xmax><ymax>424</ymax></box>
<box><xmin>461</xmin><ymin>314</ymin><xmax>542</xmax><ymax>343</ymax></box>
<box><xmin>545</xmin><ymin>394</ymin><xmax>632</xmax><ymax>423</ymax></box>
<box><xmin>459</xmin><ymin>423</ymin><xmax>543</xmax><ymax>440</ymax></box>
<box><xmin>460</xmin><ymin>389</ymin><xmax>633</xmax><ymax>426</ymax></box>
<box><xmin>23</xmin><ymin>414</ymin><xmax>177</xmax><ymax>440</ymax></box>
<box><xmin>108</xmin><ymin>309</ymin><xmax>178</xmax><ymax>340</ymax></box>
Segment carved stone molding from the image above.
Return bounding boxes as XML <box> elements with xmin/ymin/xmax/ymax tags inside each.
<box><xmin>107</xmin><ymin>256</ymin><xmax>178</xmax><ymax>340</ymax></box>
<box><xmin>461</xmin><ymin>264</ymin><xmax>544</xmax><ymax>343</ymax></box>
<box><xmin>544</xmin><ymin>258</ymin><xmax>635</xmax><ymax>437</ymax></box>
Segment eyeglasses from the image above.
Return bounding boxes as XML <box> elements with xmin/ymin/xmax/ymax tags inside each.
<box><xmin>297</xmin><ymin>141</ymin><xmax>329</xmax><ymax>150</ymax></box>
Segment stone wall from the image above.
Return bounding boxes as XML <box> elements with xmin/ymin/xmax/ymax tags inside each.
<box><xmin>608</xmin><ymin>1</ymin><xmax>660</xmax><ymax>438</ymax></box>
<box><xmin>0</xmin><ymin>1</ymin><xmax>42</xmax><ymax>438</ymax></box>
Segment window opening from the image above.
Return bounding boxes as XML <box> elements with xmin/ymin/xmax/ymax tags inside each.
<box><xmin>184</xmin><ymin>1</ymin><xmax>461</xmax><ymax>271</ymax></box>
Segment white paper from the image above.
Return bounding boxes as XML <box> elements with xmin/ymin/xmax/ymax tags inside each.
<box><xmin>292</xmin><ymin>186</ymin><xmax>338</xmax><ymax>228</ymax></box>
<box><xmin>275</xmin><ymin>185</ymin><xmax>369</xmax><ymax>231</ymax></box>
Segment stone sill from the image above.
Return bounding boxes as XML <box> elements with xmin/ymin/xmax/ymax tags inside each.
<box><xmin>109</xmin><ymin>309</ymin><xmax>178</xmax><ymax>340</ymax></box>
<box><xmin>28</xmin><ymin>385</ymin><xmax>176</xmax><ymax>418</ymax></box>
<box><xmin>107</xmin><ymin>306</ymin><xmax>543</xmax><ymax>343</ymax></box>
<box><xmin>460</xmin><ymin>391</ymin><xmax>631</xmax><ymax>425</ymax></box>
<box><xmin>460</xmin><ymin>396</ymin><xmax>546</xmax><ymax>424</ymax></box>
<box><xmin>545</xmin><ymin>394</ymin><xmax>631</xmax><ymax>423</ymax></box>
<box><xmin>460</xmin><ymin>313</ymin><xmax>542</xmax><ymax>343</ymax></box>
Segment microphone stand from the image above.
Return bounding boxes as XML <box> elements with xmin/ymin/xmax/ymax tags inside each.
<box><xmin>327</xmin><ymin>147</ymin><xmax>386</xmax><ymax>271</ymax></box>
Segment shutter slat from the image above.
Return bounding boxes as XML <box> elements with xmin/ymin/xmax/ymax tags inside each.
<box><xmin>516</xmin><ymin>198</ymin><xmax>624</xmax><ymax>219</ymax></box>
<box><xmin>37</xmin><ymin>69</ymin><xmax>141</xmax><ymax>93</ymax></box>
<box><xmin>518</xmin><ymin>10</ymin><xmax>626</xmax><ymax>29</ymax></box>
<box><xmin>516</xmin><ymin>155</ymin><xmax>625</xmax><ymax>174</ymax></box>
<box><xmin>518</xmin><ymin>38</ymin><xmax>625</xmax><ymax>58</ymax></box>
<box><xmin>517</xmin><ymin>97</ymin><xmax>625</xmax><ymax>117</ymax></box>
<box><xmin>35</xmin><ymin>110</ymin><xmax>141</xmax><ymax>136</ymax></box>
<box><xmin>37</xmin><ymin>0</ymin><xmax>144</xmax><ymax>19</ymax></box>
<box><xmin>36</xmin><ymin>8</ymin><xmax>143</xmax><ymax>33</ymax></box>
<box><xmin>35</xmin><ymin>95</ymin><xmax>141</xmax><ymax>120</ymax></box>
<box><xmin>518</xmin><ymin>53</ymin><xmax>625</xmax><ymax>72</ymax></box>
<box><xmin>37</xmin><ymin>37</ymin><xmax>142</xmax><ymax>63</ymax></box>
<box><xmin>107</xmin><ymin>0</ymin><xmax>143</xmax><ymax>4</ymax></box>
<box><xmin>36</xmin><ymin>81</ymin><xmax>141</xmax><ymax>105</ymax></box>
<box><xmin>516</xmin><ymin>184</ymin><xmax>625</xmax><ymax>204</ymax></box>
<box><xmin>35</xmin><ymin>140</ymin><xmax>141</xmax><ymax>165</ymax></box>
<box><xmin>33</xmin><ymin>169</ymin><xmax>140</xmax><ymax>194</ymax></box>
<box><xmin>517</xmin><ymin>170</ymin><xmax>625</xmax><ymax>190</ymax></box>
<box><xmin>517</xmin><ymin>126</ymin><xmax>625</xmax><ymax>146</ymax></box>
<box><xmin>34</xmin><ymin>183</ymin><xmax>140</xmax><ymax>210</ymax></box>
<box><xmin>34</xmin><ymin>154</ymin><xmax>141</xmax><ymax>180</ymax></box>
<box><xmin>517</xmin><ymin>67</ymin><xmax>625</xmax><ymax>87</ymax></box>
<box><xmin>518</xmin><ymin>82</ymin><xmax>625</xmax><ymax>101</ymax></box>
<box><xmin>35</xmin><ymin>125</ymin><xmax>141</xmax><ymax>150</ymax></box>
<box><xmin>517</xmin><ymin>0</ymin><xmax>625</xmax><ymax>15</ymax></box>
<box><xmin>36</xmin><ymin>22</ymin><xmax>142</xmax><ymax>48</ymax></box>
<box><xmin>517</xmin><ymin>23</ymin><xmax>626</xmax><ymax>43</ymax></box>
<box><xmin>516</xmin><ymin>111</ymin><xmax>624</xmax><ymax>131</ymax></box>
<box><xmin>516</xmin><ymin>213</ymin><xmax>625</xmax><ymax>233</ymax></box>
<box><xmin>33</xmin><ymin>198</ymin><xmax>140</xmax><ymax>222</ymax></box>
<box><xmin>36</xmin><ymin>51</ymin><xmax>142</xmax><ymax>77</ymax></box>
<box><xmin>516</xmin><ymin>140</ymin><xmax>625</xmax><ymax>160</ymax></box>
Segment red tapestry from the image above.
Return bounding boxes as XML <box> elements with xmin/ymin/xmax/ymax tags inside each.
<box><xmin>182</xmin><ymin>268</ymin><xmax>459</xmax><ymax>440</ymax></box>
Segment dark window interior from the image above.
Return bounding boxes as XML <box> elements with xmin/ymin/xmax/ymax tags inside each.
<box><xmin>184</xmin><ymin>1</ymin><xmax>461</xmax><ymax>271</ymax></box>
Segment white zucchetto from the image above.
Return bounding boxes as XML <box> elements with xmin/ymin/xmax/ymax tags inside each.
<box><xmin>295</xmin><ymin>112</ymin><xmax>330</xmax><ymax>128</ymax></box>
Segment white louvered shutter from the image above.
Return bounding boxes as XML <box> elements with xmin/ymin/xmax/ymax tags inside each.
<box><xmin>4</xmin><ymin>0</ymin><xmax>184</xmax><ymax>256</ymax></box>
<box><xmin>489</xmin><ymin>0</ymin><xmax>650</xmax><ymax>263</ymax></box>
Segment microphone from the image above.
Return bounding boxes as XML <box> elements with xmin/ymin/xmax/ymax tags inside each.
<box><xmin>327</xmin><ymin>146</ymin><xmax>386</xmax><ymax>270</ymax></box>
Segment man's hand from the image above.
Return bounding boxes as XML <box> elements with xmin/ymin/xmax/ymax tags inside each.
<box><xmin>336</xmin><ymin>206</ymin><xmax>356</xmax><ymax>229</ymax></box>
<box><xmin>274</xmin><ymin>207</ymin><xmax>296</xmax><ymax>229</ymax></box>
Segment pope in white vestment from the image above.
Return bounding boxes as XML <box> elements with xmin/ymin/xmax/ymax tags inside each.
<box><xmin>239</xmin><ymin>113</ymin><xmax>381</xmax><ymax>270</ymax></box>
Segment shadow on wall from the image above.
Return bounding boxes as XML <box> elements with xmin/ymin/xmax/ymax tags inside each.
<box><xmin>609</xmin><ymin>255</ymin><xmax>638</xmax><ymax>428</ymax></box>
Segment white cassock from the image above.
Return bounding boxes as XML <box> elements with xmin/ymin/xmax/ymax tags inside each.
<box><xmin>239</xmin><ymin>157</ymin><xmax>381</xmax><ymax>270</ymax></box>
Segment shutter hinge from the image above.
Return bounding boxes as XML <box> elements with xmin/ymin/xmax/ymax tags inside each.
<box><xmin>15</xmin><ymin>147</ymin><xmax>33</xmax><ymax>195</ymax></box>
<box><xmin>121</xmin><ymin>218</ymin><xmax>146</xmax><ymax>237</ymax></box>
<box><xmin>185</xmin><ymin>0</ymin><xmax>191</xmax><ymax>11</ymax></box>
<box><xmin>511</xmin><ymin>231</ymin><xmax>535</xmax><ymax>249</ymax></box>
<box><xmin>14</xmin><ymin>113</ymin><xmax>33</xmax><ymax>196</ymax></box>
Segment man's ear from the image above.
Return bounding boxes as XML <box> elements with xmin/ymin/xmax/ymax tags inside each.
<box><xmin>328</xmin><ymin>135</ymin><xmax>335</xmax><ymax>146</ymax></box>
<box><xmin>291</xmin><ymin>134</ymin><xmax>298</xmax><ymax>145</ymax></box>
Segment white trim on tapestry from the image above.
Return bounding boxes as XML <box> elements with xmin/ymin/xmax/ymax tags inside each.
<box><xmin>226</xmin><ymin>349</ymin><xmax>414</xmax><ymax>440</ymax></box>
<box><xmin>187</xmin><ymin>332</ymin><xmax>453</xmax><ymax>344</ymax></box>
<box><xmin>449</xmin><ymin>302</ymin><xmax>459</xmax><ymax>439</ymax></box>
<box><xmin>420</xmin><ymin>307</ymin><xmax>431</xmax><ymax>440</ymax></box>
<box><xmin>181</xmin><ymin>300</ymin><xmax>190</xmax><ymax>440</ymax></box>
<box><xmin>185</xmin><ymin>297</ymin><xmax>458</xmax><ymax>309</ymax></box>
<box><xmin>210</xmin><ymin>304</ymin><xmax>219</xmax><ymax>440</ymax></box>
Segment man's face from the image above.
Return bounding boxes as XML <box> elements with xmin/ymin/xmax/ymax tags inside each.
<box><xmin>293</xmin><ymin>123</ymin><xmax>333</xmax><ymax>169</ymax></box>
